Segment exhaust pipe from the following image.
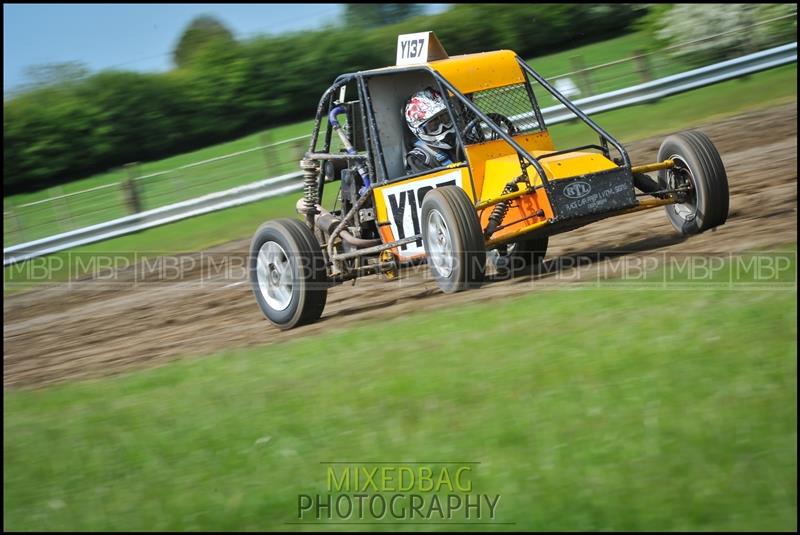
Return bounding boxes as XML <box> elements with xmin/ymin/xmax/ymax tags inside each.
<box><xmin>297</xmin><ymin>198</ymin><xmax>381</xmax><ymax>248</ymax></box>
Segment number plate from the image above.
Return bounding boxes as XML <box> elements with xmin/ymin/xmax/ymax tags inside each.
<box><xmin>395</xmin><ymin>32</ymin><xmax>449</xmax><ymax>66</ymax></box>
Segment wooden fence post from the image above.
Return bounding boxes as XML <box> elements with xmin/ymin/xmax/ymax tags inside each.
<box><xmin>260</xmin><ymin>132</ymin><xmax>273</xmax><ymax>176</ymax></box>
<box><xmin>123</xmin><ymin>162</ymin><xmax>143</xmax><ymax>214</ymax></box>
<box><xmin>634</xmin><ymin>50</ymin><xmax>653</xmax><ymax>83</ymax></box>
<box><xmin>571</xmin><ymin>56</ymin><xmax>594</xmax><ymax>96</ymax></box>
<box><xmin>53</xmin><ymin>185</ymin><xmax>75</xmax><ymax>232</ymax></box>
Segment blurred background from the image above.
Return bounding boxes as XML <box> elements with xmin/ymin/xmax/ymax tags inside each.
<box><xmin>3</xmin><ymin>4</ymin><xmax>797</xmax><ymax>532</ymax></box>
<box><xmin>3</xmin><ymin>3</ymin><xmax>796</xmax><ymax>246</ymax></box>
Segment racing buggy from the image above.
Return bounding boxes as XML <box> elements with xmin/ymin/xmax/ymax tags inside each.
<box><xmin>250</xmin><ymin>32</ymin><xmax>729</xmax><ymax>329</ymax></box>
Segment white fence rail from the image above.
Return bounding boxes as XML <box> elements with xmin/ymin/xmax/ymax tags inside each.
<box><xmin>4</xmin><ymin>42</ymin><xmax>796</xmax><ymax>266</ymax></box>
<box><xmin>4</xmin><ymin>172</ymin><xmax>304</xmax><ymax>265</ymax></box>
<box><xmin>537</xmin><ymin>42</ymin><xmax>797</xmax><ymax>125</ymax></box>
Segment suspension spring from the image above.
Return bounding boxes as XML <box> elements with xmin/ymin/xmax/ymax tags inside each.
<box><xmin>300</xmin><ymin>158</ymin><xmax>320</xmax><ymax>221</ymax></box>
<box><xmin>484</xmin><ymin>182</ymin><xmax>519</xmax><ymax>238</ymax></box>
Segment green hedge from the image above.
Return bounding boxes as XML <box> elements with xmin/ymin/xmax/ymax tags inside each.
<box><xmin>4</xmin><ymin>4</ymin><xmax>645</xmax><ymax>194</ymax></box>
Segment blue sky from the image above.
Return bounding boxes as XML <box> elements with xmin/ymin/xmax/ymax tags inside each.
<box><xmin>3</xmin><ymin>4</ymin><xmax>449</xmax><ymax>91</ymax></box>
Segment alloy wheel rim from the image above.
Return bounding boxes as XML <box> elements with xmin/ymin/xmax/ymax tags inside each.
<box><xmin>426</xmin><ymin>209</ymin><xmax>455</xmax><ymax>278</ymax></box>
<box><xmin>256</xmin><ymin>241</ymin><xmax>293</xmax><ymax>311</ymax></box>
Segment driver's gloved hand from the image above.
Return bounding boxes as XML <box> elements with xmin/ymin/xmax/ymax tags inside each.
<box><xmin>406</xmin><ymin>147</ymin><xmax>437</xmax><ymax>173</ymax></box>
<box><xmin>405</xmin><ymin>143</ymin><xmax>455</xmax><ymax>174</ymax></box>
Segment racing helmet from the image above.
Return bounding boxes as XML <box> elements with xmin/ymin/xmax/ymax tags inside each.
<box><xmin>404</xmin><ymin>88</ymin><xmax>455</xmax><ymax>150</ymax></box>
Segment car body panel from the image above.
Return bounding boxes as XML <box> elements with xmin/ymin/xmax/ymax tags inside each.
<box><xmin>462</xmin><ymin>132</ymin><xmax>555</xmax><ymax>198</ymax></box>
<box><xmin>360</xmin><ymin>49</ymin><xmax>525</xmax><ymax>95</ymax></box>
<box><xmin>373</xmin><ymin>165</ymin><xmax>473</xmax><ymax>260</ymax></box>
<box><xmin>428</xmin><ymin>50</ymin><xmax>525</xmax><ymax>94</ymax></box>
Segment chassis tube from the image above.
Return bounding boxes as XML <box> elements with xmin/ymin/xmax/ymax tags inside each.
<box><xmin>326</xmin><ymin>192</ymin><xmax>373</xmax><ymax>267</ymax></box>
<box><xmin>311</xmin><ymin>202</ymin><xmax>382</xmax><ymax>248</ymax></box>
<box><xmin>433</xmin><ymin>74</ymin><xmax>552</xmax><ymax>191</ymax></box>
<box><xmin>329</xmin><ymin>105</ymin><xmax>372</xmax><ymax>193</ymax></box>
<box><xmin>484</xmin><ymin>219</ymin><xmax>551</xmax><ymax>248</ymax></box>
<box><xmin>631</xmin><ymin>160</ymin><xmax>674</xmax><ymax>174</ymax></box>
<box><xmin>517</xmin><ymin>59</ymin><xmax>631</xmax><ymax>170</ymax></box>
<box><xmin>619</xmin><ymin>197</ymin><xmax>677</xmax><ymax>214</ymax></box>
<box><xmin>332</xmin><ymin>235</ymin><xmax>422</xmax><ymax>261</ymax></box>
<box><xmin>475</xmin><ymin>186</ymin><xmax>537</xmax><ymax>211</ymax></box>
<box><xmin>308</xmin><ymin>75</ymin><xmax>354</xmax><ymax>154</ymax></box>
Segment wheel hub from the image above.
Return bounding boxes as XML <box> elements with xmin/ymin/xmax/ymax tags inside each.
<box><xmin>256</xmin><ymin>241</ymin><xmax>293</xmax><ymax>311</ymax></box>
<box><xmin>668</xmin><ymin>155</ymin><xmax>697</xmax><ymax>222</ymax></box>
<box><xmin>426</xmin><ymin>209</ymin><xmax>454</xmax><ymax>278</ymax></box>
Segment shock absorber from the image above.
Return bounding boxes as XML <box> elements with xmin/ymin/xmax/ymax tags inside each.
<box><xmin>484</xmin><ymin>181</ymin><xmax>519</xmax><ymax>238</ymax></box>
<box><xmin>300</xmin><ymin>157</ymin><xmax>320</xmax><ymax>225</ymax></box>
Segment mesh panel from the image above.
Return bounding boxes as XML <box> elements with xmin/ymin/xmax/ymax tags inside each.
<box><xmin>451</xmin><ymin>83</ymin><xmax>542</xmax><ymax>144</ymax></box>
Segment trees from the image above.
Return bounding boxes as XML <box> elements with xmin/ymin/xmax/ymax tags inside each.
<box><xmin>342</xmin><ymin>4</ymin><xmax>424</xmax><ymax>28</ymax></box>
<box><xmin>5</xmin><ymin>4</ymin><xmax>648</xmax><ymax>193</ymax></box>
<box><xmin>172</xmin><ymin>15</ymin><xmax>236</xmax><ymax>68</ymax></box>
<box><xmin>21</xmin><ymin>61</ymin><xmax>90</xmax><ymax>89</ymax></box>
<box><xmin>653</xmin><ymin>3</ymin><xmax>797</xmax><ymax>64</ymax></box>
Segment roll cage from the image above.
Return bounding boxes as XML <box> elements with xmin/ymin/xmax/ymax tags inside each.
<box><xmin>305</xmin><ymin>56</ymin><xmax>632</xmax><ymax>201</ymax></box>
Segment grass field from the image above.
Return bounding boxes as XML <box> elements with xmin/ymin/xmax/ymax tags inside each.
<box><xmin>532</xmin><ymin>31</ymin><xmax>660</xmax><ymax>77</ymax></box>
<box><xmin>547</xmin><ymin>63</ymin><xmax>797</xmax><ymax>148</ymax></box>
<box><xmin>529</xmin><ymin>30</ymin><xmax>693</xmax><ymax>107</ymax></box>
<box><xmin>4</xmin><ymin>252</ymin><xmax>796</xmax><ymax>531</ymax></box>
<box><xmin>5</xmin><ymin>62</ymin><xmax>797</xmax><ymax>292</ymax></box>
<box><xmin>2</xmin><ymin>121</ymin><xmax>317</xmax><ymax>245</ymax></box>
<box><xmin>2</xmin><ymin>29</ymin><xmax>704</xmax><ymax>245</ymax></box>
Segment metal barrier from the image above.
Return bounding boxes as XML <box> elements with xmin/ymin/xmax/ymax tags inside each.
<box><xmin>2</xmin><ymin>134</ymin><xmax>312</xmax><ymax>247</ymax></box>
<box><xmin>4</xmin><ymin>172</ymin><xmax>304</xmax><ymax>265</ymax></box>
<box><xmin>535</xmin><ymin>42</ymin><xmax>797</xmax><ymax>125</ymax></box>
<box><xmin>3</xmin><ymin>42</ymin><xmax>797</xmax><ymax>266</ymax></box>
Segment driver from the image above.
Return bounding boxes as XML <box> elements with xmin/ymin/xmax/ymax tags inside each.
<box><xmin>404</xmin><ymin>88</ymin><xmax>458</xmax><ymax>173</ymax></box>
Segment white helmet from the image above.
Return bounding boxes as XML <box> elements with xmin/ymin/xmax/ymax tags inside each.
<box><xmin>404</xmin><ymin>88</ymin><xmax>455</xmax><ymax>150</ymax></box>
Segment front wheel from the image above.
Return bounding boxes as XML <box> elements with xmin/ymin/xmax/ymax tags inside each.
<box><xmin>420</xmin><ymin>186</ymin><xmax>486</xmax><ymax>293</ymax></box>
<box><xmin>657</xmin><ymin>131</ymin><xmax>729</xmax><ymax>235</ymax></box>
<box><xmin>250</xmin><ymin>219</ymin><xmax>328</xmax><ymax>330</ymax></box>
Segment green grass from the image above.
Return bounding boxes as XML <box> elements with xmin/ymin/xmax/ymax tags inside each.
<box><xmin>4</xmin><ymin>253</ymin><xmax>797</xmax><ymax>531</ymax></box>
<box><xmin>528</xmin><ymin>31</ymin><xmax>659</xmax><ymax>77</ymax></box>
<box><xmin>527</xmin><ymin>30</ymin><xmax>692</xmax><ymax>107</ymax></box>
<box><xmin>3</xmin><ymin>185</ymin><xmax>340</xmax><ymax>292</ymax></box>
<box><xmin>5</xmin><ymin>120</ymin><xmax>315</xmax><ymax>206</ymax></box>
<box><xmin>5</xmin><ymin>63</ymin><xmax>796</xmax><ymax>292</ymax></box>
<box><xmin>548</xmin><ymin>63</ymin><xmax>797</xmax><ymax>148</ymax></box>
<box><xmin>3</xmin><ymin>119</ymin><xmax>317</xmax><ymax>245</ymax></box>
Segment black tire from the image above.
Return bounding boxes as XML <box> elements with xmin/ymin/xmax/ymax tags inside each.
<box><xmin>496</xmin><ymin>235</ymin><xmax>549</xmax><ymax>276</ymax></box>
<box><xmin>657</xmin><ymin>131</ymin><xmax>729</xmax><ymax>235</ymax></box>
<box><xmin>420</xmin><ymin>186</ymin><xmax>486</xmax><ymax>293</ymax></box>
<box><xmin>249</xmin><ymin>218</ymin><xmax>328</xmax><ymax>330</ymax></box>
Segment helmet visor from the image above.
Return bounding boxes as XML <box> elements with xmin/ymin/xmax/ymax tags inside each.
<box><xmin>421</xmin><ymin>111</ymin><xmax>453</xmax><ymax>137</ymax></box>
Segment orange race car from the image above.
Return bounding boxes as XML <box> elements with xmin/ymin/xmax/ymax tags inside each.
<box><xmin>250</xmin><ymin>32</ymin><xmax>729</xmax><ymax>329</ymax></box>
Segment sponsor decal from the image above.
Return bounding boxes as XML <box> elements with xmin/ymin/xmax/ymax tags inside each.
<box><xmin>563</xmin><ymin>181</ymin><xmax>591</xmax><ymax>199</ymax></box>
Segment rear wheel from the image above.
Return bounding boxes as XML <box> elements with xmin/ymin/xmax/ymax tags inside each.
<box><xmin>250</xmin><ymin>219</ymin><xmax>328</xmax><ymax>330</ymax></box>
<box><xmin>657</xmin><ymin>131</ymin><xmax>729</xmax><ymax>235</ymax></box>
<box><xmin>494</xmin><ymin>235</ymin><xmax>549</xmax><ymax>276</ymax></box>
<box><xmin>421</xmin><ymin>186</ymin><xmax>486</xmax><ymax>293</ymax></box>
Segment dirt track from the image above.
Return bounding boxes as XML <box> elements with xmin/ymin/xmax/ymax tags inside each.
<box><xmin>4</xmin><ymin>102</ymin><xmax>797</xmax><ymax>389</ymax></box>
